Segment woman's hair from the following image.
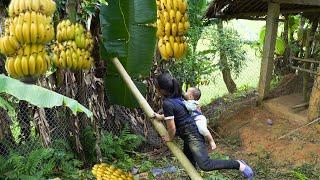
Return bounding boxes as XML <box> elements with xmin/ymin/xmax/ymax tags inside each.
<box><xmin>156</xmin><ymin>72</ymin><xmax>182</xmax><ymax>98</ymax></box>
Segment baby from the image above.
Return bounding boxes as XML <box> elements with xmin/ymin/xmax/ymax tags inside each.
<box><xmin>184</xmin><ymin>87</ymin><xmax>217</xmax><ymax>150</ymax></box>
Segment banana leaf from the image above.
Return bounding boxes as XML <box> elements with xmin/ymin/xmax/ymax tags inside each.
<box><xmin>100</xmin><ymin>0</ymin><xmax>156</xmax><ymax>107</ymax></box>
<box><xmin>0</xmin><ymin>75</ymin><xmax>93</xmax><ymax>117</ymax></box>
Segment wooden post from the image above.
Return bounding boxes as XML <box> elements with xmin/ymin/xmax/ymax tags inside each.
<box><xmin>308</xmin><ymin>67</ymin><xmax>320</xmax><ymax>121</ymax></box>
<box><xmin>111</xmin><ymin>58</ymin><xmax>203</xmax><ymax>180</ymax></box>
<box><xmin>258</xmin><ymin>2</ymin><xmax>280</xmax><ymax>104</ymax></box>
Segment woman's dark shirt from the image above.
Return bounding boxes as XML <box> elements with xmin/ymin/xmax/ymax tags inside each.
<box><xmin>163</xmin><ymin>98</ymin><xmax>199</xmax><ymax>136</ymax></box>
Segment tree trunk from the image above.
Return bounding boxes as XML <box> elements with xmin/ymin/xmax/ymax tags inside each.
<box><xmin>308</xmin><ymin>67</ymin><xmax>320</xmax><ymax>121</ymax></box>
<box><xmin>217</xmin><ymin>20</ymin><xmax>237</xmax><ymax>94</ymax></box>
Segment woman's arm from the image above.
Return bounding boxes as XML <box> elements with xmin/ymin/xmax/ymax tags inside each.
<box><xmin>165</xmin><ymin>118</ymin><xmax>176</xmax><ymax>141</ymax></box>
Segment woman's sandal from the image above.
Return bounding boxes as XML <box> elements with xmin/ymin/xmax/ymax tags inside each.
<box><xmin>240</xmin><ymin>160</ymin><xmax>254</xmax><ymax>180</ymax></box>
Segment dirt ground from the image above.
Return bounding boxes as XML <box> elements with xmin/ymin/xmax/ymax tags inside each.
<box><xmin>213</xmin><ymin>107</ymin><xmax>320</xmax><ymax>178</ymax></box>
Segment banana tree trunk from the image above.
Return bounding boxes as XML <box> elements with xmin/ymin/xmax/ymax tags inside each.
<box><xmin>112</xmin><ymin>57</ymin><xmax>202</xmax><ymax>180</ymax></box>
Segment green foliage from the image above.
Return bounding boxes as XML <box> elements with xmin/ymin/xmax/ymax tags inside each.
<box><xmin>259</xmin><ymin>26</ymin><xmax>286</xmax><ymax>55</ymax></box>
<box><xmin>100</xmin><ymin>127</ymin><xmax>144</xmax><ymax>171</ymax></box>
<box><xmin>206</xmin><ymin>24</ymin><xmax>247</xmax><ymax>77</ymax></box>
<box><xmin>0</xmin><ymin>75</ymin><xmax>92</xmax><ymax>117</ymax></box>
<box><xmin>170</xmin><ymin>0</ymin><xmax>216</xmax><ymax>88</ymax></box>
<box><xmin>0</xmin><ymin>140</ymin><xmax>86</xmax><ymax>179</ymax></box>
<box><xmin>100</xmin><ymin>0</ymin><xmax>157</xmax><ymax>107</ymax></box>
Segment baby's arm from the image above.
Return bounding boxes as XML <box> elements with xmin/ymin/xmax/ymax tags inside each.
<box><xmin>184</xmin><ymin>100</ymin><xmax>197</xmax><ymax>111</ymax></box>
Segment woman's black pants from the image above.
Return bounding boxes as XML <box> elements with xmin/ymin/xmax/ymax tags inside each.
<box><xmin>182</xmin><ymin>132</ymin><xmax>240</xmax><ymax>171</ymax></box>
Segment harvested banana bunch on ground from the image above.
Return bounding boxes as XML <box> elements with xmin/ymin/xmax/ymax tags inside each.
<box><xmin>156</xmin><ymin>0</ymin><xmax>189</xmax><ymax>60</ymax></box>
<box><xmin>92</xmin><ymin>163</ymin><xmax>134</xmax><ymax>180</ymax></box>
<box><xmin>0</xmin><ymin>0</ymin><xmax>56</xmax><ymax>80</ymax></box>
<box><xmin>52</xmin><ymin>20</ymin><xmax>94</xmax><ymax>71</ymax></box>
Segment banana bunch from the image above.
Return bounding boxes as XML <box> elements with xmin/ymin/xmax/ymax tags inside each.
<box><xmin>52</xmin><ymin>41</ymin><xmax>93</xmax><ymax>70</ymax></box>
<box><xmin>92</xmin><ymin>163</ymin><xmax>134</xmax><ymax>180</ymax></box>
<box><xmin>57</xmin><ymin>20</ymin><xmax>94</xmax><ymax>51</ymax></box>
<box><xmin>10</xmin><ymin>11</ymin><xmax>55</xmax><ymax>44</ymax></box>
<box><xmin>5</xmin><ymin>44</ymin><xmax>50</xmax><ymax>78</ymax></box>
<box><xmin>0</xmin><ymin>0</ymin><xmax>56</xmax><ymax>80</ymax></box>
<box><xmin>53</xmin><ymin>21</ymin><xmax>94</xmax><ymax>71</ymax></box>
<box><xmin>156</xmin><ymin>0</ymin><xmax>189</xmax><ymax>60</ymax></box>
<box><xmin>8</xmin><ymin>0</ymin><xmax>56</xmax><ymax>17</ymax></box>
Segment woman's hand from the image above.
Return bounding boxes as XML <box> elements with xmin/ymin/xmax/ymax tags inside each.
<box><xmin>154</xmin><ymin>113</ymin><xmax>165</xmax><ymax>121</ymax></box>
<box><xmin>161</xmin><ymin>135</ymin><xmax>173</xmax><ymax>142</ymax></box>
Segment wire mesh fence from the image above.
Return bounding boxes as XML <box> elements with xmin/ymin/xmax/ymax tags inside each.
<box><xmin>0</xmin><ymin>73</ymin><xmax>164</xmax><ymax>158</ymax></box>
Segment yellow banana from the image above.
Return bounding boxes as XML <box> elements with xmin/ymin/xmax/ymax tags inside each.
<box><xmin>3</xmin><ymin>36</ymin><xmax>16</xmax><ymax>55</ymax></box>
<box><xmin>30</xmin><ymin>44</ymin><xmax>38</xmax><ymax>54</ymax></box>
<box><xmin>163</xmin><ymin>11</ymin><xmax>170</xmax><ymax>23</ymax></box>
<box><xmin>0</xmin><ymin>38</ymin><xmax>5</xmax><ymax>55</ymax></box>
<box><xmin>7</xmin><ymin>57</ymin><xmax>18</xmax><ymax>77</ymax></box>
<box><xmin>169</xmin><ymin>10</ymin><xmax>175</xmax><ymax>23</ymax></box>
<box><xmin>175</xmin><ymin>36</ymin><xmax>181</xmax><ymax>43</ymax></box>
<box><xmin>8</xmin><ymin>0</ymin><xmax>15</xmax><ymax>17</ymax></box>
<box><xmin>37</xmin><ymin>23</ymin><xmax>45</xmax><ymax>43</ymax></box>
<box><xmin>67</xmin><ymin>25</ymin><xmax>75</xmax><ymax>40</ymax></box>
<box><xmin>160</xmin><ymin>0</ymin><xmax>166</xmax><ymax>10</ymax></box>
<box><xmin>19</xmin><ymin>0</ymin><xmax>25</xmax><ymax>14</ymax></box>
<box><xmin>72</xmin><ymin>52</ymin><xmax>78</xmax><ymax>69</ymax></box>
<box><xmin>158</xmin><ymin>42</ymin><xmax>169</xmax><ymax>60</ymax></box>
<box><xmin>77</xmin><ymin>55</ymin><xmax>84</xmax><ymax>69</ymax></box>
<box><xmin>171</xmin><ymin>23</ymin><xmax>177</xmax><ymax>36</ymax></box>
<box><xmin>28</xmin><ymin>55</ymin><xmax>36</xmax><ymax>76</ymax></box>
<box><xmin>165</xmin><ymin>22</ymin><xmax>171</xmax><ymax>36</ymax></box>
<box><xmin>166</xmin><ymin>0</ymin><xmax>172</xmax><ymax>11</ymax></box>
<box><xmin>30</xmin><ymin>11</ymin><xmax>37</xmax><ymax>23</ymax></box>
<box><xmin>25</xmin><ymin>0</ymin><xmax>32</xmax><ymax>11</ymax></box>
<box><xmin>14</xmin><ymin>56</ymin><xmax>24</xmax><ymax>77</ymax></box>
<box><xmin>31</xmin><ymin>0</ymin><xmax>40</xmax><ymax>12</ymax></box>
<box><xmin>169</xmin><ymin>36</ymin><xmax>175</xmax><ymax>50</ymax></box>
<box><xmin>21</xmin><ymin>56</ymin><xmax>29</xmax><ymax>76</ymax></box>
<box><xmin>184</xmin><ymin>21</ymin><xmax>190</xmax><ymax>31</ymax></box>
<box><xmin>179</xmin><ymin>42</ymin><xmax>186</xmax><ymax>56</ymax></box>
<box><xmin>45</xmin><ymin>54</ymin><xmax>51</xmax><ymax>70</ymax></box>
<box><xmin>165</xmin><ymin>42</ymin><xmax>173</xmax><ymax>57</ymax></box>
<box><xmin>178</xmin><ymin>22</ymin><xmax>184</xmax><ymax>35</ymax></box>
<box><xmin>15</xmin><ymin>16</ymin><xmax>24</xmax><ymax>43</ymax></box>
<box><xmin>179</xmin><ymin>0</ymin><xmax>187</xmax><ymax>14</ymax></box>
<box><xmin>172</xmin><ymin>0</ymin><xmax>178</xmax><ymax>11</ymax></box>
<box><xmin>22</xmin><ymin>22</ymin><xmax>31</xmax><ymax>43</ymax></box>
<box><xmin>66</xmin><ymin>56</ymin><xmax>72</xmax><ymax>69</ymax></box>
<box><xmin>173</xmin><ymin>42</ymin><xmax>181</xmax><ymax>59</ymax></box>
<box><xmin>8</xmin><ymin>36</ymin><xmax>20</xmax><ymax>51</ymax></box>
<box><xmin>23</xmin><ymin>44</ymin><xmax>30</xmax><ymax>56</ymax></box>
<box><xmin>38</xmin><ymin>45</ymin><xmax>44</xmax><ymax>53</ymax></box>
<box><xmin>42</xmin><ymin>25</ymin><xmax>50</xmax><ymax>43</ymax></box>
<box><xmin>176</xmin><ymin>11</ymin><xmax>182</xmax><ymax>23</ymax></box>
<box><xmin>35</xmin><ymin>54</ymin><xmax>44</xmax><ymax>75</ymax></box>
<box><xmin>30</xmin><ymin>23</ymin><xmax>38</xmax><ymax>43</ymax></box>
<box><xmin>59</xmin><ymin>51</ymin><xmax>66</xmax><ymax>68</ymax></box>
<box><xmin>14</xmin><ymin>0</ymin><xmax>20</xmax><ymax>15</ymax></box>
<box><xmin>24</xmin><ymin>11</ymin><xmax>31</xmax><ymax>25</ymax></box>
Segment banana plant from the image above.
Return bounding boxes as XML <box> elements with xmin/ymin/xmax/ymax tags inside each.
<box><xmin>100</xmin><ymin>0</ymin><xmax>157</xmax><ymax>107</ymax></box>
<box><xmin>0</xmin><ymin>75</ymin><xmax>92</xmax><ymax>117</ymax></box>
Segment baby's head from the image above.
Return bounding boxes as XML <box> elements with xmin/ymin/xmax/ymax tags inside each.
<box><xmin>185</xmin><ymin>87</ymin><xmax>201</xmax><ymax>101</ymax></box>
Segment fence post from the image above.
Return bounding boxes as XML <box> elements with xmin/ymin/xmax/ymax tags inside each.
<box><xmin>111</xmin><ymin>57</ymin><xmax>203</xmax><ymax>180</ymax></box>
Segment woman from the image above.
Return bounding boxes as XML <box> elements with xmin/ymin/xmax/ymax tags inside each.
<box><xmin>154</xmin><ymin>72</ymin><xmax>254</xmax><ymax>179</ymax></box>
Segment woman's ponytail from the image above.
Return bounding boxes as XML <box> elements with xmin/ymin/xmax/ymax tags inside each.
<box><xmin>171</xmin><ymin>78</ymin><xmax>182</xmax><ymax>98</ymax></box>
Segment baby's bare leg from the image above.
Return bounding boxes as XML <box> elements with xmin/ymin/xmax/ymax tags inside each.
<box><xmin>205</xmin><ymin>133</ymin><xmax>216</xmax><ymax>150</ymax></box>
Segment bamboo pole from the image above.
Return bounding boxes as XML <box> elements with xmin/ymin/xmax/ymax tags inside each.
<box><xmin>111</xmin><ymin>57</ymin><xmax>203</xmax><ymax>180</ymax></box>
